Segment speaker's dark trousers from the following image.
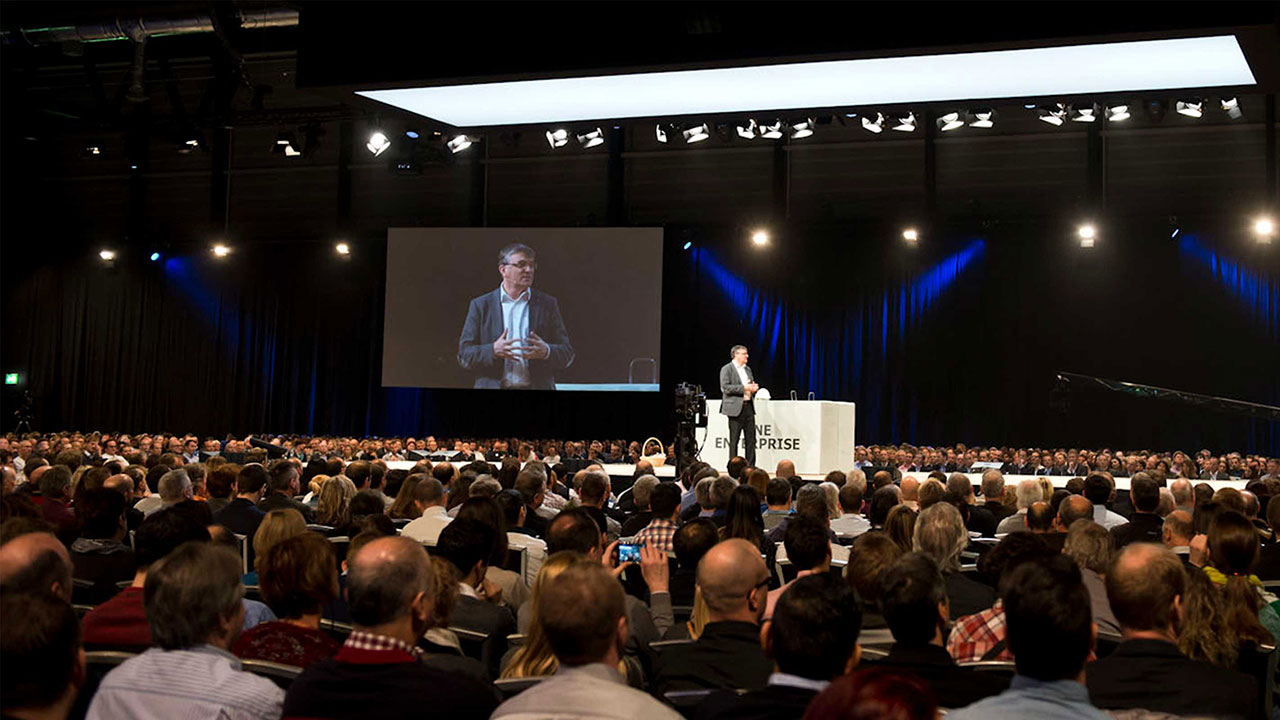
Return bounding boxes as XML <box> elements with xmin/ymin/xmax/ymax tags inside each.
<box><xmin>728</xmin><ymin>400</ymin><xmax>756</xmax><ymax>466</ymax></box>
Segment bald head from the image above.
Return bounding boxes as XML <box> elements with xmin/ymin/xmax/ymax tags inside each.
<box><xmin>1057</xmin><ymin>494</ymin><xmax>1094</xmax><ymax>530</ymax></box>
<box><xmin>103</xmin><ymin>473</ymin><xmax>134</xmax><ymax>503</ymax></box>
<box><xmin>1162</xmin><ymin>510</ymin><xmax>1193</xmax><ymax>547</ymax></box>
<box><xmin>0</xmin><ymin>532</ymin><xmax>73</xmax><ymax>601</ymax></box>
<box><xmin>900</xmin><ymin>476</ymin><xmax>920</xmax><ymax>501</ymax></box>
<box><xmin>697</xmin><ymin>538</ymin><xmax>769</xmax><ymax>622</ymax></box>
<box><xmin>346</xmin><ymin>536</ymin><xmax>434</xmax><ymax>628</ymax></box>
<box><xmin>776</xmin><ymin>460</ymin><xmax>796</xmax><ymax>480</ymax></box>
<box><xmin>1169</xmin><ymin>478</ymin><xmax>1193</xmax><ymax>507</ymax></box>
<box><xmin>1107</xmin><ymin>542</ymin><xmax>1185</xmax><ymax>634</ymax></box>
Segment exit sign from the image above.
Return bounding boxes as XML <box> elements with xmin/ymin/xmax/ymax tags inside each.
<box><xmin>4</xmin><ymin>373</ymin><xmax>18</xmax><ymax>385</ymax></box>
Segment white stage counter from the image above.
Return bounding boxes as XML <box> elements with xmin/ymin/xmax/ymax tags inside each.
<box><xmin>919</xmin><ymin>472</ymin><xmax>1248</xmax><ymax>492</ymax></box>
<box><xmin>384</xmin><ymin>459</ymin><xmax>676</xmax><ymax>478</ymax></box>
<box><xmin>702</xmin><ymin>399</ymin><xmax>855</xmax><ymax>477</ymax></box>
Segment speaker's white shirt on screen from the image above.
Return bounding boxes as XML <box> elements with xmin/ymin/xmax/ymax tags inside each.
<box><xmin>501</xmin><ymin>285</ymin><xmax>531</xmax><ymax>387</ymax></box>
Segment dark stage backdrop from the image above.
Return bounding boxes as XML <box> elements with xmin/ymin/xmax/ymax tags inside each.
<box><xmin>2</xmin><ymin>218</ymin><xmax>1277</xmax><ymax>453</ymax></box>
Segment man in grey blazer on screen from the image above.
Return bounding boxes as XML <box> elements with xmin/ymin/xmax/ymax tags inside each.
<box><xmin>720</xmin><ymin>345</ymin><xmax>759</xmax><ymax>466</ymax></box>
<box><xmin>458</xmin><ymin>243</ymin><xmax>575</xmax><ymax>389</ymax></box>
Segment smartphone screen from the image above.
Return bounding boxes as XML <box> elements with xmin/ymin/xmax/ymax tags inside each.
<box><xmin>617</xmin><ymin>543</ymin><xmax>642</xmax><ymax>563</ymax></box>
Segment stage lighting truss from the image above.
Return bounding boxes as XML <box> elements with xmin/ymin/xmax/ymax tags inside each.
<box><xmin>1175</xmin><ymin>99</ymin><xmax>1203</xmax><ymax>118</ymax></box>
<box><xmin>682</xmin><ymin>123</ymin><xmax>711</xmax><ymax>143</ymax></box>
<box><xmin>890</xmin><ymin>112</ymin><xmax>916</xmax><ymax>132</ymax></box>
<box><xmin>1037</xmin><ymin>103</ymin><xmax>1068</xmax><ymax>126</ymax></box>
<box><xmin>1220</xmin><ymin>97</ymin><xmax>1242</xmax><ymax>120</ymax></box>
<box><xmin>546</xmin><ymin>128</ymin><xmax>570</xmax><ymax>148</ymax></box>
<box><xmin>366</xmin><ymin>131</ymin><xmax>392</xmax><ymax>156</ymax></box>
<box><xmin>788</xmin><ymin>118</ymin><xmax>816</xmax><ymax>139</ymax></box>
<box><xmin>861</xmin><ymin>113</ymin><xmax>885</xmax><ymax>133</ymax></box>
<box><xmin>936</xmin><ymin>112</ymin><xmax>964</xmax><ymax>132</ymax></box>
<box><xmin>575</xmin><ymin>128</ymin><xmax>605</xmax><ymax>148</ymax></box>
<box><xmin>966</xmin><ymin>108</ymin><xmax>995</xmax><ymax>128</ymax></box>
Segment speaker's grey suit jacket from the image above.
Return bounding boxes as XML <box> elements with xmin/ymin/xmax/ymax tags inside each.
<box><xmin>719</xmin><ymin>361</ymin><xmax>754</xmax><ymax>417</ymax></box>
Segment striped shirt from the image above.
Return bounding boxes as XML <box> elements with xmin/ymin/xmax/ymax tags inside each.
<box><xmin>87</xmin><ymin>644</ymin><xmax>283</xmax><ymax>720</ymax></box>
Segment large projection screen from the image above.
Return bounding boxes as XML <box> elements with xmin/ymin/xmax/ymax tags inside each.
<box><xmin>382</xmin><ymin>228</ymin><xmax>663</xmax><ymax>391</ymax></box>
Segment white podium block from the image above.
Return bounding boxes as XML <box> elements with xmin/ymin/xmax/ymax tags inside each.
<box><xmin>702</xmin><ymin>399</ymin><xmax>855</xmax><ymax>477</ymax></box>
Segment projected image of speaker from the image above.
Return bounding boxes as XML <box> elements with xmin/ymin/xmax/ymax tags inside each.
<box><xmin>382</xmin><ymin>228</ymin><xmax>663</xmax><ymax>391</ymax></box>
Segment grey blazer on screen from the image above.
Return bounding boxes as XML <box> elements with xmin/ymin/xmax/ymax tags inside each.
<box><xmin>457</xmin><ymin>289</ymin><xmax>574</xmax><ymax>389</ymax></box>
<box><xmin>719</xmin><ymin>361</ymin><xmax>753</xmax><ymax>417</ymax></box>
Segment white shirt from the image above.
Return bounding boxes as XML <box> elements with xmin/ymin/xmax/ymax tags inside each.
<box><xmin>734</xmin><ymin>362</ymin><xmax>750</xmax><ymax>395</ymax></box>
<box><xmin>1093</xmin><ymin>504</ymin><xmax>1128</xmax><ymax>530</ymax></box>
<box><xmin>500</xmin><ymin>285</ymin><xmax>532</xmax><ymax>388</ymax></box>
<box><xmin>87</xmin><ymin>645</ymin><xmax>282</xmax><ymax>720</ymax></box>
<box><xmin>400</xmin><ymin>506</ymin><xmax>453</xmax><ymax>545</ymax></box>
<box><xmin>507</xmin><ymin>531</ymin><xmax>547</xmax><ymax>586</ymax></box>
<box><xmin>830</xmin><ymin>513</ymin><xmax>870</xmax><ymax>538</ymax></box>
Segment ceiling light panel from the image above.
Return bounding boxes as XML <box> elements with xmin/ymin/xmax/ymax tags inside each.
<box><xmin>357</xmin><ymin>36</ymin><xmax>1255</xmax><ymax>127</ymax></box>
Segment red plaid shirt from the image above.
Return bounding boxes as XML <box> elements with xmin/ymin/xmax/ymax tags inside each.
<box><xmin>633</xmin><ymin>518</ymin><xmax>677</xmax><ymax>553</ymax></box>
<box><xmin>343</xmin><ymin>630</ymin><xmax>424</xmax><ymax>660</ymax></box>
<box><xmin>947</xmin><ymin>599</ymin><xmax>1012</xmax><ymax>663</ymax></box>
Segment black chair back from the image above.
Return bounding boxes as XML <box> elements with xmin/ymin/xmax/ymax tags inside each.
<box><xmin>450</xmin><ymin>626</ymin><xmax>505</xmax><ymax>679</ymax></box>
<box><xmin>70</xmin><ymin>652</ymin><xmax>139</xmax><ymax>720</ymax></box>
<box><xmin>1095</xmin><ymin>631</ymin><xmax>1124</xmax><ymax>658</ymax></box>
<box><xmin>1236</xmin><ymin>642</ymin><xmax>1277</xmax><ymax>719</ymax></box>
<box><xmin>957</xmin><ymin>659</ymin><xmax>1017</xmax><ymax>682</ymax></box>
<box><xmin>494</xmin><ymin>676</ymin><xmax>546</xmax><ymax>699</ymax></box>
<box><xmin>241</xmin><ymin>659</ymin><xmax>303</xmax><ymax>690</ymax></box>
<box><xmin>664</xmin><ymin>689</ymin><xmax>721</xmax><ymax>720</ymax></box>
<box><xmin>501</xmin><ymin>546</ymin><xmax>526</xmax><ymax>574</ymax></box>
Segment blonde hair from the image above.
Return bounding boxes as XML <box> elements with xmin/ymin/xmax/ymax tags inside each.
<box><xmin>687</xmin><ymin>587</ymin><xmax>710</xmax><ymax>640</ymax></box>
<box><xmin>308</xmin><ymin>474</ymin><xmax>330</xmax><ymax>497</ymax></box>
<box><xmin>316</xmin><ymin>474</ymin><xmax>357</xmax><ymax>527</ymax></box>
<box><xmin>252</xmin><ymin>509</ymin><xmax>307</xmax><ymax>573</ymax></box>
<box><xmin>501</xmin><ymin>552</ymin><xmax>595</xmax><ymax>679</ymax></box>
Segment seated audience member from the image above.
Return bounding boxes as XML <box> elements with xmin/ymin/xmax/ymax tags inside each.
<box><xmin>1201</xmin><ymin>510</ymin><xmax>1280</xmax><ymax>643</ymax></box>
<box><xmin>1</xmin><ymin>592</ymin><xmax>85</xmax><ymax>720</ymax></box>
<box><xmin>70</xmin><ymin>487</ymin><xmax>135</xmax><ymax>604</ymax></box>
<box><xmin>496</xmin><ymin>488</ymin><xmax>548</xmax><ymax>586</ymax></box>
<box><xmin>913</xmin><ymin>502</ymin><xmax>993</xmax><ymax>617</ymax></box>
<box><xmin>80</xmin><ymin>511</ymin><xmax>210</xmax><ymax>650</ymax></box>
<box><xmin>1156</xmin><ymin>486</ymin><xmax>1175</xmax><ymax>518</ymax></box>
<box><xmin>232</xmin><ymin>532</ymin><xmax>340</xmax><ymax>668</ymax></box>
<box><xmin>35</xmin><ymin>465</ymin><xmax>78</xmax><ymax>543</ymax></box>
<box><xmin>1084</xmin><ymin>473</ymin><xmax>1126</xmax><ymax>529</ymax></box>
<box><xmin>869</xmin><ymin>553</ymin><xmax>1008</xmax><ymax>707</ymax></box>
<box><xmin>103</xmin><ymin>472</ymin><xmax>145</xmax><ymax>531</ymax></box>
<box><xmin>1048</xmin><ymin>494</ymin><xmax>1094</xmax><ymax>551</ymax></box>
<box><xmin>0</xmin><ymin>527</ymin><xmax>73</xmax><ymax>600</ymax></box>
<box><xmin>948</xmin><ymin>472</ymin><xmax>996</xmax><ymax>537</ymax></box>
<box><xmin>719</xmin><ymin>485</ymin><xmax>768</xmax><ymax>552</ymax></box>
<box><xmin>802</xmin><ymin>667</ymin><xmax>937</xmax><ymax>720</ymax></box>
<box><xmin>417</xmin><ymin>555</ymin><xmax>490</xmax><ymax>685</ymax></box>
<box><xmin>699</xmin><ymin>573</ymin><xmax>864</xmax><ymax>720</ymax></box>
<box><xmin>1108</xmin><ymin>472</ymin><xmax>1162</xmax><ymax>548</ymax></box>
<box><xmin>398</xmin><ymin>477</ymin><xmax>451</xmax><ymax>544</ymax></box>
<box><xmin>979</xmin><ymin>469</ymin><xmax>1013</xmax><ymax>524</ymax></box>
<box><xmin>681</xmin><ymin>476</ymin><xmax>716</xmax><ymax>523</ymax></box>
<box><xmin>947</xmin><ymin>555</ymin><xmax>1108</xmax><ymax>719</ymax></box>
<box><xmin>776</xmin><ymin>459</ymin><xmax>797</xmax><ymax>481</ymax></box>
<box><xmin>436</xmin><ymin>517</ymin><xmax>517</xmax><ymax>676</ymax></box>
<box><xmin>1063</xmin><ymin>519</ymin><xmax>1121</xmax><ymax>635</ymax></box>
<box><xmin>1257</xmin><ymin>499</ymin><xmax>1280</xmax><ymax>580</ymax></box>
<box><xmin>455</xmin><ymin>497</ymin><xmax>531</xmax><ymax>612</ymax></box>
<box><xmin>767</xmin><ymin>486</ymin><xmax>844</xmax><ymax>562</ymax></box>
<box><xmin>211</xmin><ymin>463</ymin><xmax>268</xmax><ymax>541</ymax></box>
<box><xmin>283</xmin><ymin>536</ymin><xmax>498</xmax><ymax>719</ymax></box>
<box><xmin>1161</xmin><ymin>509</ymin><xmax>1194</xmax><ymax>564</ymax></box>
<box><xmin>619</xmin><ymin>475</ymin><xmax>659</xmax><ymax>537</ymax></box>
<box><xmin>654</xmin><ymin>538</ymin><xmax>773</xmax><ymax>694</ymax></box>
<box><xmin>87</xmin><ymin>542</ymin><xmax>283</xmax><ymax>720</ymax></box>
<box><xmin>501</xmin><ymin>552</ymin><xmax>599</xmax><ymax>679</ymax></box>
<box><xmin>142</xmin><ymin>469</ymin><xmax>194</xmax><ymax>518</ymax></box>
<box><xmin>671</xmin><ymin>518</ymin><xmax>719</xmax><ymax>607</ymax></box>
<box><xmin>831</xmin><ymin>483</ymin><xmax>869</xmax><ymax>539</ymax></box>
<box><xmin>336</xmin><ymin>489</ymin><xmax>389</xmax><ymax>537</ymax></box>
<box><xmin>845</xmin><ymin>532</ymin><xmax>903</xmax><ymax>630</ymax></box>
<box><xmin>578</xmin><ymin>470</ymin><xmax>622</xmax><ymax>538</ymax></box>
<box><xmin>387</xmin><ymin>473</ymin><xmax>423</xmax><ymax>520</ymax></box>
<box><xmin>763</xmin><ymin>478</ymin><xmax>793</xmax><ymax>530</ymax></box>
<box><xmin>995</xmin><ymin>480</ymin><xmax>1041</xmax><ymax>535</ymax></box>
<box><xmin>1023</xmin><ymin>501</ymin><xmax>1055</xmax><ymax>535</ymax></box>
<box><xmin>523</xmin><ymin>508</ymin><xmax>673</xmax><ymax>652</ymax></box>
<box><xmin>948</xmin><ymin>532</ymin><xmax>1056</xmax><ymax>663</ymax></box>
<box><xmin>900</xmin><ymin>476</ymin><xmax>922</xmax><ymax>510</ymax></box>
<box><xmin>633</xmin><ymin>482</ymin><xmax>681</xmax><ymax>554</ymax></box>
<box><xmin>258</xmin><ymin>459</ymin><xmax>315</xmax><ymax>522</ymax></box>
<box><xmin>205</xmin><ymin>464</ymin><xmax>238</xmax><ymax>515</ymax></box>
<box><xmin>492</xmin><ymin>561</ymin><xmax>682</xmax><ymax>720</ymax></box>
<box><xmin>515</xmin><ymin>468</ymin><xmax>551</xmax><ymax>537</ymax></box>
<box><xmin>883</xmin><ymin>504</ymin><xmax>916</xmax><ymax>554</ymax></box>
<box><xmin>245</xmin><ymin>508</ymin><xmax>306</xmax><ymax>585</ymax></box>
<box><xmin>314</xmin><ymin>474</ymin><xmax>357</xmax><ymax>531</ymax></box>
<box><xmin>1086</xmin><ymin>543</ymin><xmax>1256</xmax><ymax>717</ymax></box>
<box><xmin>867</xmin><ymin>485</ymin><xmax>900</xmax><ymax>530</ymax></box>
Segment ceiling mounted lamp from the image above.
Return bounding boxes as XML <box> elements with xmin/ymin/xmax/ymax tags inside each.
<box><xmin>788</xmin><ymin>118</ymin><xmax>816</xmax><ymax>139</ymax></box>
<box><xmin>1106</xmin><ymin>104</ymin><xmax>1131</xmax><ymax>122</ymax></box>
<box><xmin>861</xmin><ymin>113</ymin><xmax>885</xmax><ymax>133</ymax></box>
<box><xmin>1220</xmin><ymin>97</ymin><xmax>1242</xmax><ymax>119</ymax></box>
<box><xmin>682</xmin><ymin>123</ymin><xmax>710</xmax><ymax>143</ymax></box>
<box><xmin>447</xmin><ymin>134</ymin><xmax>473</xmax><ymax>153</ymax></box>
<box><xmin>366</xmin><ymin>130</ymin><xmax>392</xmax><ymax>156</ymax></box>
<box><xmin>1037</xmin><ymin>104</ymin><xmax>1067</xmax><ymax>126</ymax></box>
<box><xmin>890</xmin><ymin>112</ymin><xmax>916</xmax><ymax>132</ymax></box>
<box><xmin>1070</xmin><ymin>104</ymin><xmax>1099</xmax><ymax>122</ymax></box>
<box><xmin>1175</xmin><ymin>99</ymin><xmax>1203</xmax><ymax>118</ymax></box>
<box><xmin>655</xmin><ymin>124</ymin><xmax>668</xmax><ymax>143</ymax></box>
<box><xmin>545</xmin><ymin>128</ymin><xmax>570</xmax><ymax>148</ymax></box>
<box><xmin>937</xmin><ymin>112</ymin><xmax>964</xmax><ymax>132</ymax></box>
<box><xmin>757</xmin><ymin>121</ymin><xmax>784</xmax><ymax>140</ymax></box>
<box><xmin>82</xmin><ymin>143</ymin><xmax>103</xmax><ymax>158</ymax></box>
<box><xmin>735</xmin><ymin>119</ymin><xmax>758</xmax><ymax>140</ymax></box>
<box><xmin>576</xmin><ymin>128</ymin><xmax>605</xmax><ymax>148</ymax></box>
<box><xmin>967</xmin><ymin>109</ymin><xmax>995</xmax><ymax>128</ymax></box>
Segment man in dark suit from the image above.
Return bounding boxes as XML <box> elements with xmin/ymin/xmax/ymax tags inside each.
<box><xmin>1086</xmin><ymin>544</ymin><xmax>1256</xmax><ymax>719</ymax></box>
<box><xmin>698</xmin><ymin>574</ymin><xmax>862</xmax><ymax>720</ymax></box>
<box><xmin>654</xmin><ymin>539</ymin><xmax>773</xmax><ymax>695</ymax></box>
<box><xmin>868</xmin><ymin>553</ymin><xmax>1008</xmax><ymax>708</ymax></box>
<box><xmin>1109</xmin><ymin>473</ymin><xmax>1162</xmax><ymax>549</ymax></box>
<box><xmin>719</xmin><ymin>345</ymin><xmax>759</xmax><ymax>466</ymax></box>
<box><xmin>257</xmin><ymin>459</ymin><xmax>315</xmax><ymax>523</ymax></box>
<box><xmin>436</xmin><ymin>518</ymin><xmax>517</xmax><ymax>679</ymax></box>
<box><xmin>457</xmin><ymin>243</ymin><xmax>574</xmax><ymax>389</ymax></box>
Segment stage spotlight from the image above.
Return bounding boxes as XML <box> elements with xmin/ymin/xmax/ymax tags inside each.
<box><xmin>149</xmin><ymin>251</ymin><xmax>161</xmax><ymax>262</ymax></box>
<box><xmin>1077</xmin><ymin>224</ymin><xmax>1096</xmax><ymax>248</ymax></box>
<box><xmin>1221</xmin><ymin>97</ymin><xmax>1242</xmax><ymax>120</ymax></box>
<box><xmin>861</xmin><ymin>113</ymin><xmax>885</xmax><ymax>133</ymax></box>
<box><xmin>273</xmin><ymin>131</ymin><xmax>300</xmax><ymax>157</ymax></box>
<box><xmin>177</xmin><ymin>133</ymin><xmax>201</xmax><ymax>154</ymax></box>
<box><xmin>736</xmin><ymin>119</ymin><xmax>757</xmax><ymax>140</ymax></box>
<box><xmin>366</xmin><ymin>131</ymin><xmax>391</xmax><ymax>156</ymax></box>
<box><xmin>1255</xmin><ymin>216</ymin><xmax>1275</xmax><ymax>242</ymax></box>
<box><xmin>758</xmin><ymin>121</ymin><xmax>784</xmax><ymax>140</ymax></box>
<box><xmin>447</xmin><ymin>134</ymin><xmax>474</xmax><ymax>153</ymax></box>
<box><xmin>902</xmin><ymin>228</ymin><xmax>919</xmax><ymax>243</ymax></box>
<box><xmin>891</xmin><ymin>112</ymin><xmax>916</xmax><ymax>132</ymax></box>
<box><xmin>1037</xmin><ymin>104</ymin><xmax>1067</xmax><ymax>126</ymax></box>
<box><xmin>576</xmin><ymin>128</ymin><xmax>605</xmax><ymax>148</ymax></box>
<box><xmin>1175</xmin><ymin>99</ymin><xmax>1203</xmax><ymax>118</ymax></box>
<box><xmin>1106</xmin><ymin>104</ymin><xmax>1131</xmax><ymax>122</ymax></box>
<box><xmin>98</xmin><ymin>249</ymin><xmax>116</xmax><ymax>262</ymax></box>
<box><xmin>751</xmin><ymin>229</ymin><xmax>769</xmax><ymax>246</ymax></box>
<box><xmin>937</xmin><ymin>112</ymin><xmax>964</xmax><ymax>132</ymax></box>
<box><xmin>405</xmin><ymin>129</ymin><xmax>421</xmax><ymax>139</ymax></box>
<box><xmin>655</xmin><ymin>125</ymin><xmax>669</xmax><ymax>143</ymax></box>
<box><xmin>335</xmin><ymin>242</ymin><xmax>351</xmax><ymax>255</ymax></box>
<box><xmin>682</xmin><ymin>123</ymin><xmax>710</xmax><ymax>143</ymax></box>
<box><xmin>1070</xmin><ymin>105</ymin><xmax>1098</xmax><ymax>122</ymax></box>
<box><xmin>682</xmin><ymin>241</ymin><xmax>692</xmax><ymax>251</ymax></box>
<box><xmin>545</xmin><ymin>128</ymin><xmax>569</xmax><ymax>148</ymax></box>
<box><xmin>967</xmin><ymin>109</ymin><xmax>995</xmax><ymax>128</ymax></box>
<box><xmin>82</xmin><ymin>144</ymin><xmax>103</xmax><ymax>158</ymax></box>
<box><xmin>212</xmin><ymin>244</ymin><xmax>230</xmax><ymax>258</ymax></box>
<box><xmin>788</xmin><ymin>118</ymin><xmax>815</xmax><ymax>139</ymax></box>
